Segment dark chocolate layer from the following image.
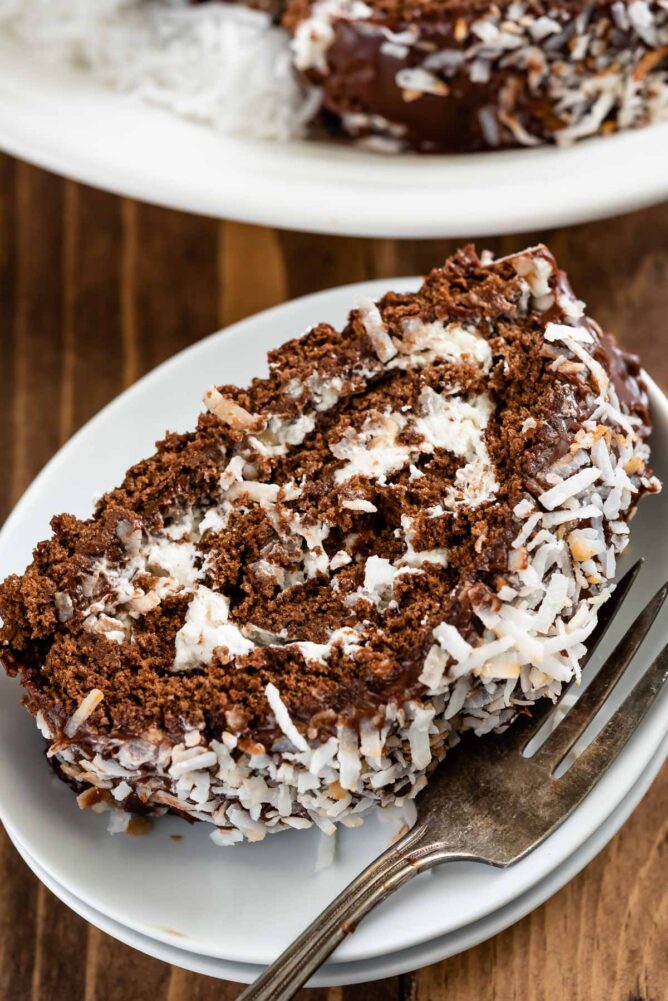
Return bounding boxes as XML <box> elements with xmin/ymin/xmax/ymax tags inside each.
<box><xmin>285</xmin><ymin>0</ymin><xmax>668</xmax><ymax>151</ymax></box>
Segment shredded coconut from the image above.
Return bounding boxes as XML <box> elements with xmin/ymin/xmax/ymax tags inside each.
<box><xmin>265</xmin><ymin>683</ymin><xmax>309</xmax><ymax>752</ymax></box>
<box><xmin>64</xmin><ymin>689</ymin><xmax>104</xmax><ymax>738</ymax></box>
<box><xmin>0</xmin><ymin>0</ymin><xmax>320</xmax><ymax>142</ymax></box>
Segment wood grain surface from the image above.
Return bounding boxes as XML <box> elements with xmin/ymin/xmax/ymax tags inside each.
<box><xmin>0</xmin><ymin>154</ymin><xmax>666</xmax><ymax>1001</ymax></box>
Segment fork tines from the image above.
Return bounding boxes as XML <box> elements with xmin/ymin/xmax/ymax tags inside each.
<box><xmin>531</xmin><ymin>566</ymin><xmax>668</xmax><ymax>775</ymax></box>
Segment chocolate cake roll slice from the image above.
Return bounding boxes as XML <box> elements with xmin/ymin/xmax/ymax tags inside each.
<box><xmin>0</xmin><ymin>245</ymin><xmax>659</xmax><ymax>845</ymax></box>
<box><xmin>285</xmin><ymin>0</ymin><xmax>668</xmax><ymax>151</ymax></box>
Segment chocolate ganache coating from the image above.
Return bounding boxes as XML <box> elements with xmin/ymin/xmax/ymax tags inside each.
<box><xmin>285</xmin><ymin>0</ymin><xmax>668</xmax><ymax>152</ymax></box>
<box><xmin>314</xmin><ymin>17</ymin><xmax>553</xmax><ymax>151</ymax></box>
<box><xmin>0</xmin><ymin>245</ymin><xmax>659</xmax><ymax>845</ymax></box>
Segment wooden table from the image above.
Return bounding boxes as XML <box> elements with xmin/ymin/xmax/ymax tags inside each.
<box><xmin>0</xmin><ymin>154</ymin><xmax>666</xmax><ymax>1001</ymax></box>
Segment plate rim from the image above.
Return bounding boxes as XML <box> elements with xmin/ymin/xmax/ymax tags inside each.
<box><xmin>6</xmin><ymin>735</ymin><xmax>667</xmax><ymax>986</ymax></box>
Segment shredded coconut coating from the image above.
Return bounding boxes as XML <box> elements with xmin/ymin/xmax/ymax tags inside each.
<box><xmin>0</xmin><ymin>244</ymin><xmax>659</xmax><ymax>845</ymax></box>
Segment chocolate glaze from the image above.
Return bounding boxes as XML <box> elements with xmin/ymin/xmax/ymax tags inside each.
<box><xmin>595</xmin><ymin>333</ymin><xmax>652</xmax><ymax>435</ymax></box>
<box><xmin>294</xmin><ymin>1</ymin><xmax>667</xmax><ymax>152</ymax></box>
<box><xmin>314</xmin><ymin>21</ymin><xmax>549</xmax><ymax>152</ymax></box>
<box><xmin>551</xmin><ymin>267</ymin><xmax>652</xmax><ymax>436</ymax></box>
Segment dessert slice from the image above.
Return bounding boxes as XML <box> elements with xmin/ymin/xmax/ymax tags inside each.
<box><xmin>285</xmin><ymin>0</ymin><xmax>668</xmax><ymax>151</ymax></box>
<box><xmin>0</xmin><ymin>245</ymin><xmax>659</xmax><ymax>845</ymax></box>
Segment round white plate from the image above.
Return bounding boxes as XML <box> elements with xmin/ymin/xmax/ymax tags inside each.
<box><xmin>0</xmin><ymin>279</ymin><xmax>666</xmax><ymax>969</ymax></box>
<box><xmin>0</xmin><ymin>33</ymin><xmax>667</xmax><ymax>238</ymax></box>
<box><xmin>6</xmin><ymin>733</ymin><xmax>666</xmax><ymax>987</ymax></box>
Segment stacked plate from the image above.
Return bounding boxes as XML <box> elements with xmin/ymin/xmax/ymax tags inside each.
<box><xmin>0</xmin><ymin>33</ymin><xmax>667</xmax><ymax>238</ymax></box>
<box><xmin>1</xmin><ymin>282</ymin><xmax>667</xmax><ymax>987</ymax></box>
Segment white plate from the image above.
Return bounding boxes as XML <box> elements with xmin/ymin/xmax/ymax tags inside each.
<box><xmin>0</xmin><ymin>34</ymin><xmax>667</xmax><ymax>238</ymax></box>
<box><xmin>6</xmin><ymin>734</ymin><xmax>667</xmax><ymax>987</ymax></box>
<box><xmin>0</xmin><ymin>279</ymin><xmax>666</xmax><ymax>969</ymax></box>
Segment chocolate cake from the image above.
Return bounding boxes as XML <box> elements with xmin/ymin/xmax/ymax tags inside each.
<box><xmin>0</xmin><ymin>245</ymin><xmax>659</xmax><ymax>845</ymax></box>
<box><xmin>189</xmin><ymin>0</ymin><xmax>668</xmax><ymax>151</ymax></box>
<box><xmin>285</xmin><ymin>0</ymin><xmax>668</xmax><ymax>151</ymax></box>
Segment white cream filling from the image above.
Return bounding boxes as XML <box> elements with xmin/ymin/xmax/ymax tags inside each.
<box><xmin>390</xmin><ymin>318</ymin><xmax>493</xmax><ymax>372</ymax></box>
<box><xmin>331</xmin><ymin>412</ymin><xmax>410</xmax><ymax>484</ymax></box>
<box><xmin>331</xmin><ymin>386</ymin><xmax>499</xmax><ymax>508</ymax></box>
<box><xmin>173</xmin><ymin>585</ymin><xmax>254</xmax><ymax>672</ymax></box>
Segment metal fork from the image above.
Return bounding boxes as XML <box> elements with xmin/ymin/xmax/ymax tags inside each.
<box><xmin>238</xmin><ymin>562</ymin><xmax>668</xmax><ymax>1001</ymax></box>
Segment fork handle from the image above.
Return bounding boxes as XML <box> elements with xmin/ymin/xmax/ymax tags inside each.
<box><xmin>237</xmin><ymin>824</ymin><xmax>459</xmax><ymax>1001</ymax></box>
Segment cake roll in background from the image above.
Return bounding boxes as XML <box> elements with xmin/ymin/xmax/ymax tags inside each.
<box><xmin>286</xmin><ymin>0</ymin><xmax>668</xmax><ymax>150</ymax></box>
